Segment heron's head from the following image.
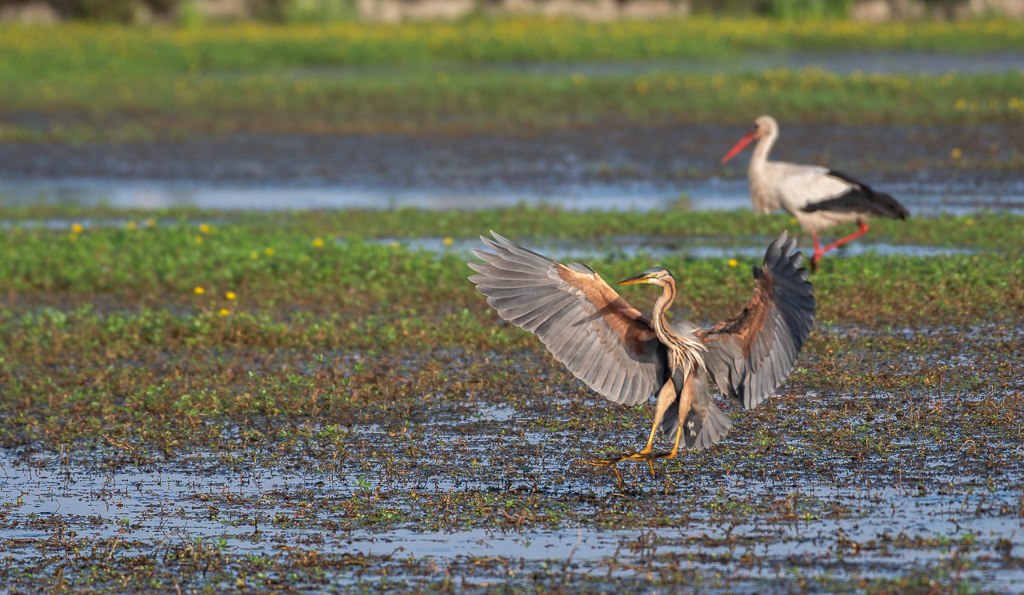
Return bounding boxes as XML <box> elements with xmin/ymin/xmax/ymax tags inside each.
<box><xmin>619</xmin><ymin>267</ymin><xmax>673</xmax><ymax>287</ymax></box>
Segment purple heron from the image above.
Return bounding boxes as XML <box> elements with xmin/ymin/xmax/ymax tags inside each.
<box><xmin>722</xmin><ymin>115</ymin><xmax>909</xmax><ymax>269</ymax></box>
<box><xmin>467</xmin><ymin>231</ymin><xmax>815</xmax><ymax>476</ymax></box>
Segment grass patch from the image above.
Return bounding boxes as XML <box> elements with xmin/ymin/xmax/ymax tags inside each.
<box><xmin>2</xmin><ymin>19</ymin><xmax>1024</xmax><ymax>138</ymax></box>
<box><xmin>4</xmin><ymin>19</ymin><xmax>1024</xmax><ymax>72</ymax></box>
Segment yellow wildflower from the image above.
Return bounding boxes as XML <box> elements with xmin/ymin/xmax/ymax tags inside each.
<box><xmin>199</xmin><ymin>223</ymin><xmax>210</xmax><ymax>234</ymax></box>
<box><xmin>965</xmin><ymin>218</ymin><xmax>974</xmax><ymax>226</ymax></box>
<box><xmin>70</xmin><ymin>222</ymin><xmax>84</xmax><ymax>234</ymax></box>
<box><xmin>145</xmin><ymin>217</ymin><xmax>157</xmax><ymax>227</ymax></box>
<box><xmin>68</xmin><ymin>233</ymin><xmax>78</xmax><ymax>242</ymax></box>
<box><xmin>250</xmin><ymin>251</ymin><xmax>259</xmax><ymax>260</ymax></box>
<box><xmin>443</xmin><ymin>237</ymin><xmax>454</xmax><ymax>246</ymax></box>
<box><xmin>194</xmin><ymin>235</ymin><xmax>203</xmax><ymax>243</ymax></box>
<box><xmin>951</xmin><ymin>148</ymin><xmax>962</xmax><ymax>160</ymax></box>
<box><xmin>218</xmin><ymin>308</ymin><xmax>230</xmax><ymax>316</ymax></box>
<box><xmin>225</xmin><ymin>291</ymin><xmax>236</xmax><ymax>300</ymax></box>
<box><xmin>265</xmin><ymin>248</ymin><xmax>274</xmax><ymax>256</ymax></box>
<box><xmin>390</xmin><ymin>241</ymin><xmax>400</xmax><ymax>249</ymax></box>
<box><xmin>125</xmin><ymin>220</ymin><xmax>137</xmax><ymax>231</ymax></box>
<box><xmin>728</xmin><ymin>259</ymin><xmax>738</xmax><ymax>268</ymax></box>
<box><xmin>312</xmin><ymin>237</ymin><xmax>324</xmax><ymax>248</ymax></box>
<box><xmin>194</xmin><ymin>286</ymin><xmax>205</xmax><ymax>295</ymax></box>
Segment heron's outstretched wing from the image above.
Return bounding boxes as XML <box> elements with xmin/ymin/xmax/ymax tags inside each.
<box><xmin>698</xmin><ymin>230</ymin><xmax>815</xmax><ymax>410</ymax></box>
<box><xmin>468</xmin><ymin>231</ymin><xmax>667</xmax><ymax>406</ymax></box>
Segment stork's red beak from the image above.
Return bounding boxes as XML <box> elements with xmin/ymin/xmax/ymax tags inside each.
<box><xmin>721</xmin><ymin>130</ymin><xmax>757</xmax><ymax>163</ymax></box>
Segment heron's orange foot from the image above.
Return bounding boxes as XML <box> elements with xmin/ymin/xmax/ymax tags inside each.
<box><xmin>580</xmin><ymin>449</ymin><xmax>677</xmax><ymax>478</ymax></box>
<box><xmin>580</xmin><ymin>450</ymin><xmax>651</xmax><ymax>466</ymax></box>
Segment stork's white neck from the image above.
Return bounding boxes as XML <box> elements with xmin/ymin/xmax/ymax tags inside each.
<box><xmin>747</xmin><ymin>126</ymin><xmax>780</xmax><ymax>215</ymax></box>
<box><xmin>749</xmin><ymin>127</ymin><xmax>777</xmax><ymax>174</ymax></box>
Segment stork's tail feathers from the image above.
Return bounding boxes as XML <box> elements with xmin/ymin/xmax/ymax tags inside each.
<box><xmin>870</xmin><ymin>190</ymin><xmax>910</xmax><ymax>220</ymax></box>
<box><xmin>802</xmin><ymin>170</ymin><xmax>910</xmax><ymax>220</ymax></box>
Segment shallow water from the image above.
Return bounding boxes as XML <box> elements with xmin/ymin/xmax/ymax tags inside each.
<box><xmin>272</xmin><ymin>50</ymin><xmax>1024</xmax><ymax>79</ymax></box>
<box><xmin>385</xmin><ymin>235</ymin><xmax>976</xmax><ymax>260</ymax></box>
<box><xmin>2</xmin><ymin>177</ymin><xmax>1021</xmax><ymax>215</ymax></box>
<box><xmin>2</xmin><ymin>436</ymin><xmax>1022</xmax><ymax>589</ymax></box>
<box><xmin>488</xmin><ymin>50</ymin><xmax>1024</xmax><ymax>76</ymax></box>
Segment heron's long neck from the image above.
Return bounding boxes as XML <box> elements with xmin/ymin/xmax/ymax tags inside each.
<box><xmin>651</xmin><ymin>279</ymin><xmax>704</xmax><ymax>368</ymax></box>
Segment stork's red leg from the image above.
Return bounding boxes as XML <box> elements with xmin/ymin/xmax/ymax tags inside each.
<box><xmin>812</xmin><ymin>232</ymin><xmax>823</xmax><ymax>263</ymax></box>
<box><xmin>820</xmin><ymin>222</ymin><xmax>870</xmax><ymax>255</ymax></box>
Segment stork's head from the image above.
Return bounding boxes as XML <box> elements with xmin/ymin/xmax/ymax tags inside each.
<box><xmin>619</xmin><ymin>267</ymin><xmax>674</xmax><ymax>287</ymax></box>
<box><xmin>752</xmin><ymin>115</ymin><xmax>778</xmax><ymax>138</ymax></box>
<box><xmin>721</xmin><ymin>114</ymin><xmax>778</xmax><ymax>163</ymax></box>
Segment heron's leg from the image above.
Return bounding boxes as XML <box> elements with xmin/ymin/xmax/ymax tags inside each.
<box><xmin>583</xmin><ymin>379</ymin><xmax>676</xmax><ymax>467</ymax></box>
<box><xmin>659</xmin><ymin>375</ymin><xmax>695</xmax><ymax>461</ymax></box>
<box><xmin>622</xmin><ymin>379</ymin><xmax>677</xmax><ymax>458</ymax></box>
<box><xmin>608</xmin><ymin>377</ymin><xmax>694</xmax><ymax>476</ymax></box>
<box><xmin>811</xmin><ymin>232</ymin><xmax>823</xmax><ymax>262</ymax></box>
<box><xmin>820</xmin><ymin>222</ymin><xmax>869</xmax><ymax>255</ymax></box>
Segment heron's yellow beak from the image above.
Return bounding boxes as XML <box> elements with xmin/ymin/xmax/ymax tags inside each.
<box><xmin>619</xmin><ymin>273</ymin><xmax>652</xmax><ymax>286</ymax></box>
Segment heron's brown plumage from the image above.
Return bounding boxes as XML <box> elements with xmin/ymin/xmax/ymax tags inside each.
<box><xmin>468</xmin><ymin>232</ymin><xmax>666</xmax><ymax>407</ymax></box>
<box><xmin>556</xmin><ymin>264</ymin><xmax>660</xmax><ymax>357</ymax></box>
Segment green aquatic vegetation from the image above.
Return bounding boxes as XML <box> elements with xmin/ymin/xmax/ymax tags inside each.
<box><xmin>0</xmin><ymin>210</ymin><xmax>1020</xmax><ymax>340</ymax></box>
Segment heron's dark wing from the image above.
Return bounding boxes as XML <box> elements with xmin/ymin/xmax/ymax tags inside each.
<box><xmin>468</xmin><ymin>231</ymin><xmax>667</xmax><ymax>406</ymax></box>
<box><xmin>698</xmin><ymin>230</ymin><xmax>815</xmax><ymax>410</ymax></box>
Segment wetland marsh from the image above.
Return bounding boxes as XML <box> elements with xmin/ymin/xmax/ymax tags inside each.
<box><xmin>0</xmin><ymin>207</ymin><xmax>1021</xmax><ymax>592</ymax></box>
<box><xmin>1</xmin><ymin>16</ymin><xmax>1023</xmax><ymax>593</ymax></box>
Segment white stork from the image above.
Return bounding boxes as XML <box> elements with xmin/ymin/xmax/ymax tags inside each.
<box><xmin>721</xmin><ymin>115</ymin><xmax>909</xmax><ymax>268</ymax></box>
